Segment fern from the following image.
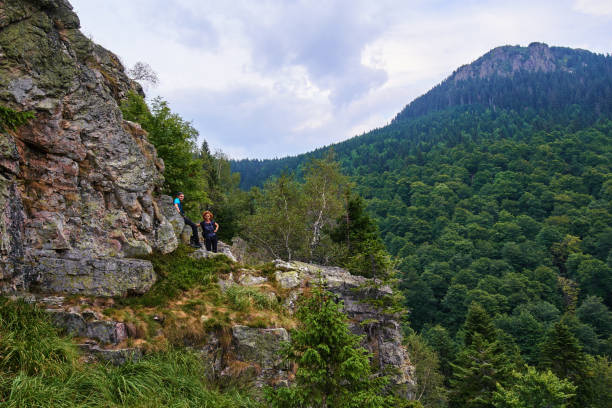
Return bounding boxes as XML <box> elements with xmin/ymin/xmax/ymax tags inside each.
<box><xmin>0</xmin><ymin>105</ymin><xmax>34</xmax><ymax>131</ymax></box>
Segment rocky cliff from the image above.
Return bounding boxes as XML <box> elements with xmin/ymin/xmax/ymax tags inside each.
<box><xmin>451</xmin><ymin>42</ymin><xmax>591</xmax><ymax>81</ymax></box>
<box><xmin>0</xmin><ymin>0</ymin><xmax>177</xmax><ymax>295</ymax></box>
<box><xmin>0</xmin><ymin>0</ymin><xmax>416</xmax><ymax>396</ymax></box>
<box><xmin>33</xmin><ymin>257</ymin><xmax>415</xmax><ymax>395</ymax></box>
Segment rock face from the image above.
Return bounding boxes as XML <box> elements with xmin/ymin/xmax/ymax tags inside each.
<box><xmin>47</xmin><ymin>309</ymin><xmax>128</xmax><ymax>345</ymax></box>
<box><xmin>30</xmin><ymin>250</ymin><xmax>156</xmax><ymax>296</ymax></box>
<box><xmin>211</xmin><ymin>260</ymin><xmax>415</xmax><ymax>394</ymax></box>
<box><xmin>221</xmin><ymin>326</ymin><xmax>291</xmax><ymax>387</ymax></box>
<box><xmin>270</xmin><ymin>260</ymin><xmax>415</xmax><ymax>394</ymax></box>
<box><xmin>452</xmin><ymin>42</ymin><xmax>583</xmax><ymax>81</ymax></box>
<box><xmin>0</xmin><ymin>0</ymin><xmax>179</xmax><ymax>293</ymax></box>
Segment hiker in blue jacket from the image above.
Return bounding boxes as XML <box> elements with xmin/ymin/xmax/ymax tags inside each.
<box><xmin>174</xmin><ymin>192</ymin><xmax>201</xmax><ymax>248</ymax></box>
<box><xmin>200</xmin><ymin>210</ymin><xmax>219</xmax><ymax>253</ymax></box>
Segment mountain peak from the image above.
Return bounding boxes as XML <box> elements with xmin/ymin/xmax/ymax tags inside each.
<box><xmin>451</xmin><ymin>42</ymin><xmax>581</xmax><ymax>82</ymax></box>
<box><xmin>392</xmin><ymin>43</ymin><xmax>610</xmax><ymax>122</ymax></box>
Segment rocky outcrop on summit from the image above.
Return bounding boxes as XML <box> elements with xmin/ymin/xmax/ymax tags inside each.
<box><xmin>0</xmin><ymin>0</ymin><xmax>178</xmax><ymax>293</ymax></box>
<box><xmin>451</xmin><ymin>42</ymin><xmax>591</xmax><ymax>81</ymax></box>
<box><xmin>392</xmin><ymin>42</ymin><xmax>612</xmax><ymax>123</ymax></box>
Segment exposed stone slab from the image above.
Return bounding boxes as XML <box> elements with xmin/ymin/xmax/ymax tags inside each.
<box><xmin>274</xmin><ymin>270</ymin><xmax>300</xmax><ymax>289</ymax></box>
<box><xmin>224</xmin><ymin>325</ymin><xmax>292</xmax><ymax>387</ymax></box>
<box><xmin>30</xmin><ymin>254</ymin><xmax>156</xmax><ymax>297</ymax></box>
<box><xmin>232</xmin><ymin>325</ymin><xmax>290</xmax><ymax>368</ymax></box>
<box><xmin>79</xmin><ymin>342</ymin><xmax>142</xmax><ymax>365</ymax></box>
<box><xmin>239</xmin><ymin>274</ymin><xmax>268</xmax><ymax>286</ymax></box>
<box><xmin>47</xmin><ymin>309</ymin><xmax>128</xmax><ymax>344</ymax></box>
<box><xmin>189</xmin><ymin>243</ymin><xmax>237</xmax><ymax>262</ymax></box>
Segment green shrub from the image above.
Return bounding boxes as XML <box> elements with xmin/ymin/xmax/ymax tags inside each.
<box><xmin>0</xmin><ymin>106</ymin><xmax>34</xmax><ymax>131</ymax></box>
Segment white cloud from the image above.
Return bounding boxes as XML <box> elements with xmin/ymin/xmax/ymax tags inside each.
<box><xmin>69</xmin><ymin>0</ymin><xmax>612</xmax><ymax>159</ymax></box>
<box><xmin>573</xmin><ymin>0</ymin><xmax>612</xmax><ymax>16</ymax></box>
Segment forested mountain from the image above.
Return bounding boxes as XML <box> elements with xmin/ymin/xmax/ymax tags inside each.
<box><xmin>232</xmin><ymin>43</ymin><xmax>612</xmax><ymax>189</ymax></box>
<box><xmin>393</xmin><ymin>42</ymin><xmax>612</xmax><ymax>122</ymax></box>
<box><xmin>231</xmin><ymin>43</ymin><xmax>612</xmax><ymax>406</ymax></box>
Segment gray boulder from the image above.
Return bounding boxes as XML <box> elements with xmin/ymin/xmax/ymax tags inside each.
<box><xmin>47</xmin><ymin>309</ymin><xmax>128</xmax><ymax>344</ymax></box>
<box><xmin>222</xmin><ymin>325</ymin><xmax>291</xmax><ymax>387</ymax></box>
<box><xmin>30</xmin><ymin>252</ymin><xmax>156</xmax><ymax>297</ymax></box>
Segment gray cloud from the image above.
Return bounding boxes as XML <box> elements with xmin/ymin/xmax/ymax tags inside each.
<box><xmin>70</xmin><ymin>0</ymin><xmax>612</xmax><ymax>159</ymax></box>
<box><xmin>238</xmin><ymin>0</ymin><xmax>391</xmax><ymax>105</ymax></box>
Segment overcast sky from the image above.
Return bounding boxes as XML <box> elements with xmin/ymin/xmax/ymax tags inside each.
<box><xmin>69</xmin><ymin>0</ymin><xmax>612</xmax><ymax>159</ymax></box>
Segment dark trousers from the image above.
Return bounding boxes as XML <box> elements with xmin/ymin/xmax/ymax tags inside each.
<box><xmin>183</xmin><ymin>216</ymin><xmax>200</xmax><ymax>244</ymax></box>
<box><xmin>205</xmin><ymin>236</ymin><xmax>218</xmax><ymax>252</ymax></box>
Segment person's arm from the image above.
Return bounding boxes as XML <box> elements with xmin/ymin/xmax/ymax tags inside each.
<box><xmin>214</xmin><ymin>222</ymin><xmax>219</xmax><ymax>233</ymax></box>
<box><xmin>174</xmin><ymin>203</ymin><xmax>181</xmax><ymax>214</ymax></box>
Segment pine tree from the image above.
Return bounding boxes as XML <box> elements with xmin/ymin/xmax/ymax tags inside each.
<box><xmin>449</xmin><ymin>303</ymin><xmax>514</xmax><ymax>408</ymax></box>
<box><xmin>539</xmin><ymin>321</ymin><xmax>586</xmax><ymax>384</ymax></box>
<box><xmin>265</xmin><ymin>285</ymin><xmax>399</xmax><ymax>408</ymax></box>
<box><xmin>464</xmin><ymin>302</ymin><xmax>497</xmax><ymax>346</ymax></box>
<box><xmin>538</xmin><ymin>321</ymin><xmax>588</xmax><ymax>407</ymax></box>
<box><xmin>330</xmin><ymin>192</ymin><xmax>391</xmax><ymax>279</ymax></box>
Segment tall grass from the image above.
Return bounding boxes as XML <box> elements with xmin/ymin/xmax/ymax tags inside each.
<box><xmin>0</xmin><ymin>298</ymin><xmax>77</xmax><ymax>376</ymax></box>
<box><xmin>0</xmin><ymin>298</ymin><xmax>261</xmax><ymax>407</ymax></box>
<box><xmin>120</xmin><ymin>245</ymin><xmax>234</xmax><ymax>307</ymax></box>
<box><xmin>224</xmin><ymin>285</ymin><xmax>278</xmax><ymax>312</ymax></box>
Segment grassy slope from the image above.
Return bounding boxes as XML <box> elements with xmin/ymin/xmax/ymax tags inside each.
<box><xmin>0</xmin><ymin>246</ymin><xmax>298</xmax><ymax>407</ymax></box>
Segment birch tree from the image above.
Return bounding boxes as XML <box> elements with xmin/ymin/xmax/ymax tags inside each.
<box><xmin>242</xmin><ymin>174</ymin><xmax>307</xmax><ymax>261</ymax></box>
<box><xmin>303</xmin><ymin>152</ymin><xmax>349</xmax><ymax>262</ymax></box>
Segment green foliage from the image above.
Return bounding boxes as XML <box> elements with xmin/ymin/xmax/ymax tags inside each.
<box><xmin>331</xmin><ymin>192</ymin><xmax>392</xmax><ymax>279</ymax></box>
<box><xmin>405</xmin><ymin>333</ymin><xmax>448</xmax><ymax>407</ymax></box>
<box><xmin>240</xmin><ymin>154</ymin><xmax>395</xmax><ymax>280</ymax></box>
<box><xmin>242</xmin><ymin>173</ymin><xmax>308</xmax><ymax>261</ymax></box>
<box><xmin>120</xmin><ymin>92</ymin><xmax>208</xmax><ymax>218</ymax></box>
<box><xmin>199</xmin><ymin>147</ymin><xmax>251</xmax><ymax>241</ymax></box>
<box><xmin>0</xmin><ymin>298</ymin><xmax>77</xmax><ymax>377</ymax></box>
<box><xmin>421</xmin><ymin>325</ymin><xmax>457</xmax><ymax>382</ymax></box>
<box><xmin>536</xmin><ymin>320</ymin><xmax>607</xmax><ymax>407</ymax></box>
<box><xmin>581</xmin><ymin>355</ymin><xmax>612</xmax><ymax>408</ymax></box>
<box><xmin>265</xmin><ymin>286</ymin><xmax>398</xmax><ymax>408</ymax></box>
<box><xmin>0</xmin><ymin>298</ymin><xmax>260</xmax><ymax>407</ymax></box>
<box><xmin>230</xmin><ymin>47</ymin><xmax>612</xmax><ymax>399</ymax></box>
<box><xmin>577</xmin><ymin>296</ymin><xmax>612</xmax><ymax>339</ymax></box>
<box><xmin>492</xmin><ymin>365</ymin><xmax>576</xmax><ymax>408</ymax></box>
<box><xmin>464</xmin><ymin>303</ymin><xmax>497</xmax><ymax>345</ymax></box>
<box><xmin>118</xmin><ymin>245</ymin><xmax>233</xmax><ymax>307</ymax></box>
<box><xmin>449</xmin><ymin>304</ymin><xmax>515</xmax><ymax>408</ymax></box>
<box><xmin>539</xmin><ymin>321</ymin><xmax>587</xmax><ymax>384</ymax></box>
<box><xmin>303</xmin><ymin>151</ymin><xmax>351</xmax><ymax>262</ymax></box>
<box><xmin>0</xmin><ymin>106</ymin><xmax>34</xmax><ymax>131</ymax></box>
